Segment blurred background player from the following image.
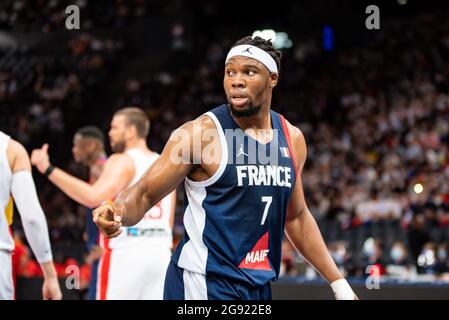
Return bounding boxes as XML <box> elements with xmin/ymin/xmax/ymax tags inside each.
<box><xmin>0</xmin><ymin>130</ymin><xmax>62</xmax><ymax>300</ymax></box>
<box><xmin>31</xmin><ymin>107</ymin><xmax>176</xmax><ymax>299</ymax></box>
<box><xmin>71</xmin><ymin>126</ymin><xmax>107</xmax><ymax>300</ymax></box>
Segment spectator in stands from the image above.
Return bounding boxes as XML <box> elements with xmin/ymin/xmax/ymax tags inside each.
<box><xmin>386</xmin><ymin>241</ymin><xmax>416</xmax><ymax>279</ymax></box>
<box><xmin>434</xmin><ymin>243</ymin><xmax>449</xmax><ymax>275</ymax></box>
<box><xmin>360</xmin><ymin>238</ymin><xmax>386</xmax><ymax>276</ymax></box>
<box><xmin>408</xmin><ymin>214</ymin><xmax>431</xmax><ymax>271</ymax></box>
<box><xmin>417</xmin><ymin>242</ymin><xmax>438</xmax><ymax>275</ymax></box>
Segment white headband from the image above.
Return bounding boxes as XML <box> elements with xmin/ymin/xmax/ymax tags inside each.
<box><xmin>225</xmin><ymin>45</ymin><xmax>278</xmax><ymax>74</ymax></box>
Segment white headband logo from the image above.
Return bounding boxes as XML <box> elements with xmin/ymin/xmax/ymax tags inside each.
<box><xmin>242</xmin><ymin>46</ymin><xmax>253</xmax><ymax>55</ymax></box>
<box><xmin>225</xmin><ymin>44</ymin><xmax>278</xmax><ymax>74</ymax></box>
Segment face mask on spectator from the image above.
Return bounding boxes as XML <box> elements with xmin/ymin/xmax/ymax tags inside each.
<box><xmin>390</xmin><ymin>246</ymin><xmax>404</xmax><ymax>262</ymax></box>
<box><xmin>331</xmin><ymin>250</ymin><xmax>345</xmax><ymax>265</ymax></box>
<box><xmin>437</xmin><ymin>248</ymin><xmax>447</xmax><ymax>261</ymax></box>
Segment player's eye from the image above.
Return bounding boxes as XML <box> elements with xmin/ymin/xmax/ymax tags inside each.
<box><xmin>226</xmin><ymin>70</ymin><xmax>235</xmax><ymax>76</ymax></box>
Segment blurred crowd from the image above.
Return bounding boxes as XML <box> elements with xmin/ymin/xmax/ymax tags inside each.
<box><xmin>0</xmin><ymin>0</ymin><xmax>164</xmax><ymax>32</ymax></box>
<box><xmin>0</xmin><ymin>33</ymin><xmax>124</xmax><ymax>150</ymax></box>
<box><xmin>276</xmin><ymin>13</ymin><xmax>449</xmax><ymax>281</ymax></box>
<box><xmin>1</xmin><ymin>1</ymin><xmax>449</xmax><ymax>285</ymax></box>
<box><xmin>1</xmin><ymin>27</ymin><xmax>125</xmax><ymax>286</ymax></box>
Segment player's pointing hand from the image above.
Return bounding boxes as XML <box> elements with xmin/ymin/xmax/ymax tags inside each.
<box><xmin>93</xmin><ymin>202</ymin><xmax>125</xmax><ymax>238</ymax></box>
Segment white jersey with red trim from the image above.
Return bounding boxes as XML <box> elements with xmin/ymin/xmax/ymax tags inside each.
<box><xmin>0</xmin><ymin>131</ymin><xmax>14</xmax><ymax>253</ymax></box>
<box><xmin>102</xmin><ymin>148</ymin><xmax>174</xmax><ymax>251</ymax></box>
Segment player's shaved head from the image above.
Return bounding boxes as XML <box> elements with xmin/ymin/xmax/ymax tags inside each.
<box><xmin>76</xmin><ymin>126</ymin><xmax>105</xmax><ymax>145</ymax></box>
<box><xmin>73</xmin><ymin>126</ymin><xmax>105</xmax><ymax>164</ymax></box>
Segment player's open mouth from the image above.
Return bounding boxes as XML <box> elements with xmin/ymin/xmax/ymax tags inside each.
<box><xmin>230</xmin><ymin>96</ymin><xmax>249</xmax><ymax>107</ymax></box>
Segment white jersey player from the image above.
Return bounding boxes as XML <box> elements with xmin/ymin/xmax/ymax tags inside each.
<box><xmin>31</xmin><ymin>107</ymin><xmax>176</xmax><ymax>299</ymax></box>
<box><xmin>0</xmin><ymin>131</ymin><xmax>61</xmax><ymax>300</ymax></box>
<box><xmin>97</xmin><ymin>149</ymin><xmax>175</xmax><ymax>299</ymax></box>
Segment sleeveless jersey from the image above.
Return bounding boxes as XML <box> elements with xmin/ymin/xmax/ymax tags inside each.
<box><xmin>172</xmin><ymin>105</ymin><xmax>298</xmax><ymax>287</ymax></box>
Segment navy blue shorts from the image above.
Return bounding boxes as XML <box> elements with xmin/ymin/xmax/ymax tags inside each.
<box><xmin>163</xmin><ymin>260</ymin><xmax>271</xmax><ymax>300</ymax></box>
<box><xmin>87</xmin><ymin>259</ymin><xmax>99</xmax><ymax>300</ymax></box>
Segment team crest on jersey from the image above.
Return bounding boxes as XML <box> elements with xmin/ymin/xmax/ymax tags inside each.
<box><xmin>238</xmin><ymin>232</ymin><xmax>272</xmax><ymax>271</ymax></box>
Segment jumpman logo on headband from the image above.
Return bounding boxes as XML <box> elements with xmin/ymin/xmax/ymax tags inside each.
<box><xmin>242</xmin><ymin>46</ymin><xmax>253</xmax><ymax>54</ymax></box>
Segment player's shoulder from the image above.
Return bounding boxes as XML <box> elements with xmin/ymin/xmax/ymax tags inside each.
<box><xmin>106</xmin><ymin>152</ymin><xmax>134</xmax><ymax>169</ymax></box>
<box><xmin>280</xmin><ymin>117</ymin><xmax>307</xmax><ymax>169</ymax></box>
<box><xmin>7</xmin><ymin>139</ymin><xmax>28</xmax><ymax>160</ymax></box>
<box><xmin>282</xmin><ymin>118</ymin><xmax>306</xmax><ymax>146</ymax></box>
<box><xmin>178</xmin><ymin>114</ymin><xmax>216</xmax><ymax>131</ymax></box>
<box><xmin>171</xmin><ymin>114</ymin><xmax>217</xmax><ymax>142</ymax></box>
<box><xmin>6</xmin><ymin>139</ymin><xmax>30</xmax><ymax>171</ymax></box>
<box><xmin>199</xmin><ymin>114</ymin><xmax>217</xmax><ymax>130</ymax></box>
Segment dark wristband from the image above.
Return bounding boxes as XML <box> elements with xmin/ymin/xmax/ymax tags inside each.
<box><xmin>44</xmin><ymin>164</ymin><xmax>55</xmax><ymax>177</ymax></box>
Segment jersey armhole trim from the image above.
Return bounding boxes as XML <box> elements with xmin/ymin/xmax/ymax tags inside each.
<box><xmin>185</xmin><ymin>112</ymin><xmax>228</xmax><ymax>188</ymax></box>
<box><xmin>279</xmin><ymin>115</ymin><xmax>298</xmax><ymax>179</ymax></box>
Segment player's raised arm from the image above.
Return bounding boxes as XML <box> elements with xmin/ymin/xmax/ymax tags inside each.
<box><xmin>31</xmin><ymin>144</ymin><xmax>134</xmax><ymax>208</ymax></box>
<box><xmin>93</xmin><ymin>116</ymin><xmax>207</xmax><ymax>235</ymax></box>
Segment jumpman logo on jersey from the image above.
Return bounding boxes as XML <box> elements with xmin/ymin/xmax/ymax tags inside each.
<box><xmin>236</xmin><ymin>144</ymin><xmax>248</xmax><ymax>157</ymax></box>
<box><xmin>242</xmin><ymin>46</ymin><xmax>253</xmax><ymax>54</ymax></box>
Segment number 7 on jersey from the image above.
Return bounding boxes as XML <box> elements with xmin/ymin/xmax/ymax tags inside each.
<box><xmin>260</xmin><ymin>196</ymin><xmax>272</xmax><ymax>225</ymax></box>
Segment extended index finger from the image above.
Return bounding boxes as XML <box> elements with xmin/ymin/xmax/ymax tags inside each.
<box><xmin>93</xmin><ymin>205</ymin><xmax>116</xmax><ymax>225</ymax></box>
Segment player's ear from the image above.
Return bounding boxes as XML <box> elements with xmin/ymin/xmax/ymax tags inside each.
<box><xmin>126</xmin><ymin>125</ymin><xmax>136</xmax><ymax>139</ymax></box>
<box><xmin>88</xmin><ymin>141</ymin><xmax>96</xmax><ymax>152</ymax></box>
<box><xmin>269</xmin><ymin>73</ymin><xmax>278</xmax><ymax>88</ymax></box>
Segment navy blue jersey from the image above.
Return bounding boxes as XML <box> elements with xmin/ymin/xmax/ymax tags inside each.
<box><xmin>172</xmin><ymin>104</ymin><xmax>297</xmax><ymax>287</ymax></box>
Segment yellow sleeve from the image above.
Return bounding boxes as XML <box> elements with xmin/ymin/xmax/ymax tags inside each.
<box><xmin>5</xmin><ymin>197</ymin><xmax>13</xmax><ymax>225</ymax></box>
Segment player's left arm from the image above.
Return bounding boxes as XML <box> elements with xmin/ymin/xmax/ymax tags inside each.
<box><xmin>284</xmin><ymin>121</ymin><xmax>357</xmax><ymax>300</ymax></box>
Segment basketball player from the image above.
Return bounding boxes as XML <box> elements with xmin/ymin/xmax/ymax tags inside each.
<box><xmin>31</xmin><ymin>108</ymin><xmax>176</xmax><ymax>300</ymax></box>
<box><xmin>93</xmin><ymin>36</ymin><xmax>357</xmax><ymax>300</ymax></box>
<box><xmin>71</xmin><ymin>126</ymin><xmax>107</xmax><ymax>300</ymax></box>
<box><xmin>0</xmin><ymin>131</ymin><xmax>62</xmax><ymax>300</ymax></box>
